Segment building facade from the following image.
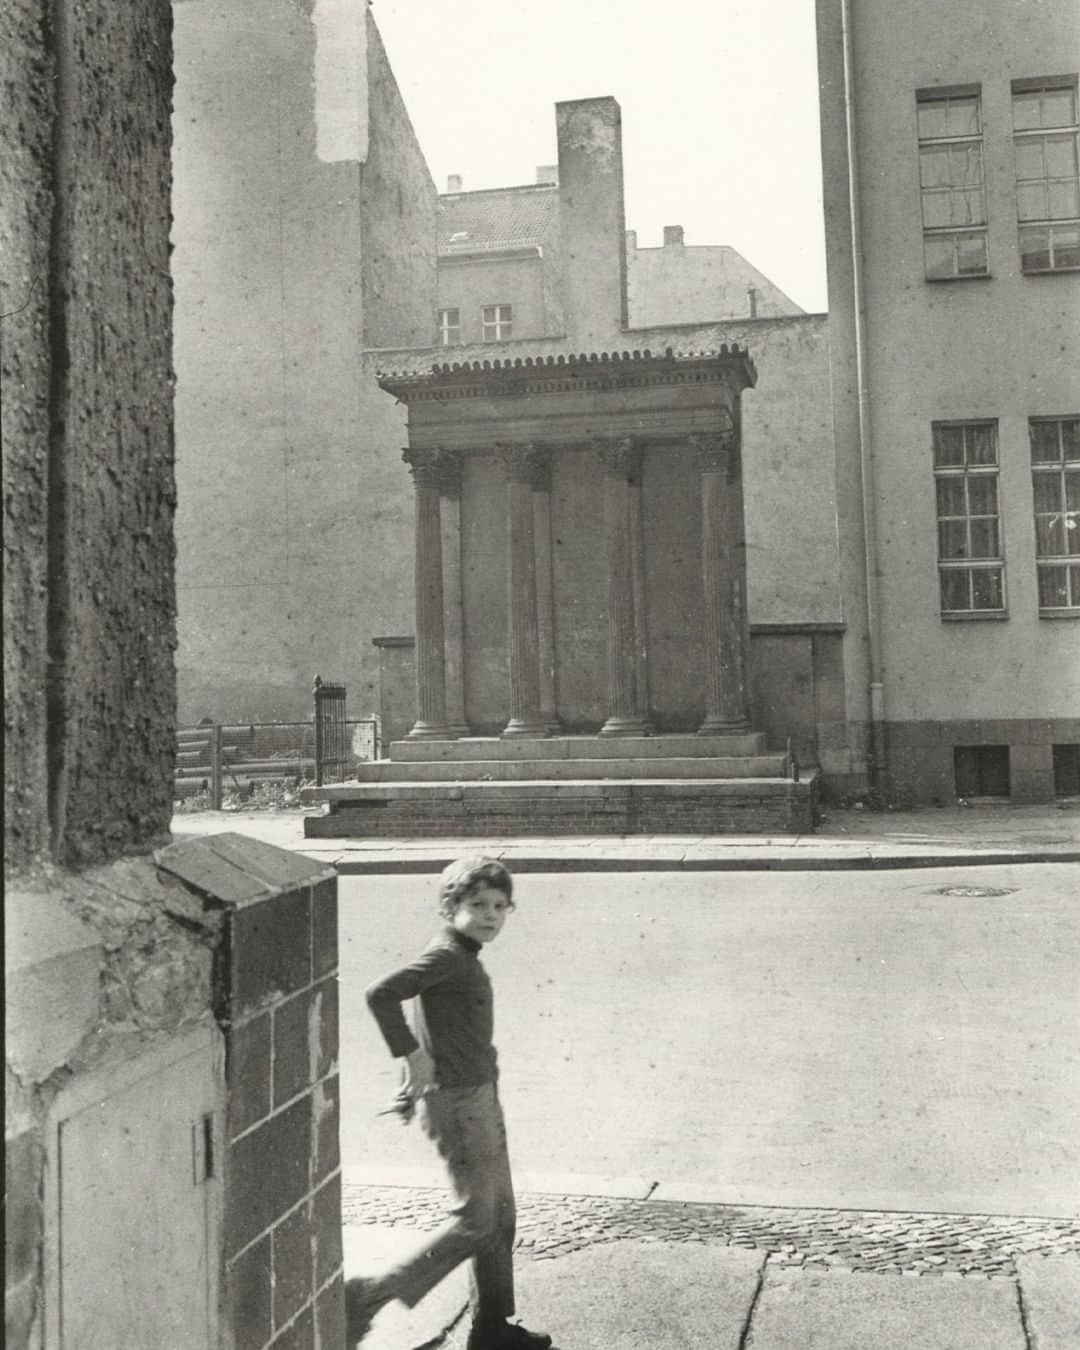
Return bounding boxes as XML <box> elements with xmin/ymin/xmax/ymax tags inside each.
<box><xmin>817</xmin><ymin>0</ymin><xmax>1080</xmax><ymax>801</ymax></box>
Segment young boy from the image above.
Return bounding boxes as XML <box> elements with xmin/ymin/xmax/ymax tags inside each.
<box><xmin>346</xmin><ymin>856</ymin><xmax>551</xmax><ymax>1350</ymax></box>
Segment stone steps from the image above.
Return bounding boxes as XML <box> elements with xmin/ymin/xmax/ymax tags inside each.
<box><xmin>388</xmin><ymin>732</ymin><xmax>767</xmax><ymax>762</ymax></box>
<box><xmin>320</xmin><ymin>753</ymin><xmax>789</xmax><ymax>786</ymax></box>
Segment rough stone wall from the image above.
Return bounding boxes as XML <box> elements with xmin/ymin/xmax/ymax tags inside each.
<box><xmin>1</xmin><ymin>0</ymin><xmax>53</xmax><ymax>867</ymax></box>
<box><xmin>54</xmin><ymin>0</ymin><xmax>177</xmax><ymax>864</ymax></box>
<box><xmin>5</xmin><ymin>859</ymin><xmax>220</xmax><ymax>1347</ymax></box>
<box><xmin>3</xmin><ymin>0</ymin><xmax>177</xmax><ymax>870</ymax></box>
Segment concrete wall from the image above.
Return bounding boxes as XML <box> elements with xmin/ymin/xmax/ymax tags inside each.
<box><xmin>627</xmin><ymin>239</ymin><xmax>803</xmax><ymax>325</ymax></box>
<box><xmin>173</xmin><ymin>2</ymin><xmax>434</xmax><ymax>725</ymax></box>
<box><xmin>2</xmin><ymin>0</ymin><xmax>177</xmax><ymax>870</ymax></box>
<box><xmin>817</xmin><ymin>0</ymin><xmax>1080</xmax><ymax>796</ymax></box>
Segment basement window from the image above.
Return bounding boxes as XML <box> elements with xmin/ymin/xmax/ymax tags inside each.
<box><xmin>954</xmin><ymin>745</ymin><xmax>1010</xmax><ymax>798</ymax></box>
<box><xmin>1053</xmin><ymin>744</ymin><xmax>1080</xmax><ymax>797</ymax></box>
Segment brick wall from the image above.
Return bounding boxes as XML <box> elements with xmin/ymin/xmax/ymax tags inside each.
<box><xmin>157</xmin><ymin>834</ymin><xmax>344</xmax><ymax>1350</ymax></box>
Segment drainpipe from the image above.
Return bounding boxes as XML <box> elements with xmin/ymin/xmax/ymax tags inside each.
<box><xmin>840</xmin><ymin>0</ymin><xmax>886</xmax><ymax>796</ymax></box>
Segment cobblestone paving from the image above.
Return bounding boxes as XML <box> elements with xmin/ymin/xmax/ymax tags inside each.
<box><xmin>343</xmin><ymin>1184</ymin><xmax>1080</xmax><ymax>1280</ymax></box>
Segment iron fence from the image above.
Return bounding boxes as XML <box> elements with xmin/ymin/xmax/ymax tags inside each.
<box><xmin>175</xmin><ymin>709</ymin><xmax>379</xmax><ymax>807</ymax></box>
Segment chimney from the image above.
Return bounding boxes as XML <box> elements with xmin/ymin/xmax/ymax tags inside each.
<box><xmin>663</xmin><ymin>225</ymin><xmax>685</xmax><ymax>246</ymax></box>
<box><xmin>536</xmin><ymin>164</ymin><xmax>559</xmax><ymax>185</ymax></box>
<box><xmin>555</xmin><ymin>96</ymin><xmax>628</xmax><ymax>346</ymax></box>
<box><xmin>446</xmin><ymin>174</ymin><xmax>463</xmax><ymax>193</ymax></box>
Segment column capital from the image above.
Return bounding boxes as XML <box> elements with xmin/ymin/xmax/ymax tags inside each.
<box><xmin>403</xmin><ymin>447</ymin><xmax>463</xmax><ymax>494</ymax></box>
<box><xmin>689</xmin><ymin>425</ymin><xmax>735</xmax><ymax>475</ymax></box>
<box><xmin>595</xmin><ymin>435</ymin><xmax>642</xmax><ymax>480</ymax></box>
<box><xmin>402</xmin><ymin>445</ymin><xmax>442</xmax><ymax>488</ymax></box>
<box><xmin>504</xmin><ymin>442</ymin><xmax>552</xmax><ymax>490</ymax></box>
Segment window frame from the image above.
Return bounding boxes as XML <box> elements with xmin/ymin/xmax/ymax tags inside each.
<box><xmin>480</xmin><ymin>303</ymin><xmax>513</xmax><ymax>342</ymax></box>
<box><xmin>932</xmin><ymin>419</ymin><xmax>1007</xmax><ymax>620</ymax></box>
<box><xmin>1030</xmin><ymin>415</ymin><xmax>1080</xmax><ymax>616</ymax></box>
<box><xmin>437</xmin><ymin>307</ymin><xmax>461</xmax><ymax>347</ymax></box>
<box><xmin>915</xmin><ymin>86</ymin><xmax>990</xmax><ymax>281</ymax></box>
<box><xmin>1012</xmin><ymin>75</ymin><xmax>1080</xmax><ymax>274</ymax></box>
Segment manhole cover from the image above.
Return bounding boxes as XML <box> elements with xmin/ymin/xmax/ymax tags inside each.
<box><xmin>931</xmin><ymin>885</ymin><xmax>1018</xmax><ymax>898</ymax></box>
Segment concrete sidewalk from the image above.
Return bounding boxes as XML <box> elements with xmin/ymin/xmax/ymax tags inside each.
<box><xmin>343</xmin><ymin>1214</ymin><xmax>1079</xmax><ymax>1350</ymax></box>
<box><xmin>170</xmin><ymin>800</ymin><xmax>1080</xmax><ymax>871</ymax></box>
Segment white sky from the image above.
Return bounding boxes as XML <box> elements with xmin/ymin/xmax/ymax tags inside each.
<box><xmin>370</xmin><ymin>0</ymin><xmax>829</xmax><ymax>313</ymax></box>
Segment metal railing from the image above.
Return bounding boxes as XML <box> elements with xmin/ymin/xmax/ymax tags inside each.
<box><xmin>175</xmin><ymin>693</ymin><xmax>379</xmax><ymax>808</ymax></box>
<box><xmin>313</xmin><ymin>675</ymin><xmax>349</xmax><ymax>787</ymax></box>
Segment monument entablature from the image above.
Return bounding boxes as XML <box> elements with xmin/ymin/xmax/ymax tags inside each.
<box><xmin>376</xmin><ymin>343</ymin><xmax>756</xmax><ymax>458</ymax></box>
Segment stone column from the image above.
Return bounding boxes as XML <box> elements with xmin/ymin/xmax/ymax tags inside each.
<box><xmin>693</xmin><ymin>421</ymin><xmax>750</xmax><ymax>733</ymax></box>
<box><xmin>438</xmin><ymin>450</ymin><xmax>470</xmax><ymax>737</ymax></box>
<box><xmin>628</xmin><ymin>450</ymin><xmax>653</xmax><ymax>733</ymax></box>
<box><xmin>403</xmin><ymin>447</ymin><xmax>450</xmax><ymax>739</ymax></box>
<box><xmin>599</xmin><ymin>438</ymin><xmax>650</xmax><ymax>736</ymax></box>
<box><xmin>531</xmin><ymin>449</ymin><xmax>562</xmax><ymax>733</ymax></box>
<box><xmin>503</xmin><ymin>445</ymin><xmax>548</xmax><ymax>738</ymax></box>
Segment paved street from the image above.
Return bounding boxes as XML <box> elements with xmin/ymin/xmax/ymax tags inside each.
<box><xmin>340</xmin><ymin>863</ymin><xmax>1080</xmax><ymax>1217</ymax></box>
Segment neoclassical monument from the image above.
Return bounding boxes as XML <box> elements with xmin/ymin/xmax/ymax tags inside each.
<box><xmin>306</xmin><ymin>341</ymin><xmax>815</xmax><ymax>835</ymax></box>
<box><xmin>385</xmin><ymin>346</ymin><xmax>756</xmax><ymax>741</ymax></box>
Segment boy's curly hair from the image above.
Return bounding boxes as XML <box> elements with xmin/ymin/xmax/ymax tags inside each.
<box><xmin>437</xmin><ymin>855</ymin><xmax>515</xmax><ymax>918</ymax></box>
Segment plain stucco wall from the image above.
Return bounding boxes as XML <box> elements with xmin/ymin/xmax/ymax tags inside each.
<box><xmin>820</xmin><ymin>0</ymin><xmax>1080</xmax><ymax>728</ymax></box>
<box><xmin>627</xmin><ymin>243</ymin><xmax>803</xmax><ymax>325</ymax></box>
<box><xmin>437</xmin><ymin>254</ymin><xmax>549</xmax><ymax>343</ymax></box>
<box><xmin>173</xmin><ymin>3</ymin><xmax>434</xmax><ymax>724</ymax></box>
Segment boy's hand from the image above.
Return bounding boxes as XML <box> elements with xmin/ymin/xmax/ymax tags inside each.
<box><xmin>403</xmin><ymin>1047</ymin><xmax>435</xmax><ymax>1099</ymax></box>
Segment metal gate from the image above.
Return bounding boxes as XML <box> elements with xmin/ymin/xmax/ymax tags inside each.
<box><xmin>313</xmin><ymin>675</ymin><xmax>349</xmax><ymax>785</ymax></box>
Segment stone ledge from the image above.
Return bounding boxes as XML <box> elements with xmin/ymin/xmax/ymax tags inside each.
<box><xmin>156</xmin><ymin>831</ymin><xmax>336</xmax><ymax>908</ymax></box>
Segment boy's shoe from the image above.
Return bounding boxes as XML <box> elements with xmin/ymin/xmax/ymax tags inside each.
<box><xmin>343</xmin><ymin>1277</ymin><xmax>387</xmax><ymax>1345</ymax></box>
<box><xmin>466</xmin><ymin>1319</ymin><xmax>552</xmax><ymax>1350</ymax></box>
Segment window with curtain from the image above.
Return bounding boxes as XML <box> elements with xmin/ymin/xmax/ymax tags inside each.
<box><xmin>917</xmin><ymin>88</ymin><xmax>989</xmax><ymax>280</ymax></box>
<box><xmin>933</xmin><ymin>421</ymin><xmax>1006</xmax><ymax>616</ymax></box>
<box><xmin>1013</xmin><ymin>77</ymin><xmax>1080</xmax><ymax>273</ymax></box>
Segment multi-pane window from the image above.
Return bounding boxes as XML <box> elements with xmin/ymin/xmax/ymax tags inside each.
<box><xmin>933</xmin><ymin>421</ymin><xmax>1005</xmax><ymax>615</ymax></box>
<box><xmin>917</xmin><ymin>88</ymin><xmax>989</xmax><ymax>279</ymax></box>
<box><xmin>1013</xmin><ymin>77</ymin><xmax>1080</xmax><ymax>273</ymax></box>
<box><xmin>437</xmin><ymin>308</ymin><xmax>461</xmax><ymax>346</ymax></box>
<box><xmin>1030</xmin><ymin>416</ymin><xmax>1080</xmax><ymax>612</ymax></box>
<box><xmin>481</xmin><ymin>304</ymin><xmax>512</xmax><ymax>341</ymax></box>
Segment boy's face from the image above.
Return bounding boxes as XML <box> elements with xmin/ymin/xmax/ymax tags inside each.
<box><xmin>451</xmin><ymin>883</ymin><xmax>511</xmax><ymax>945</ymax></box>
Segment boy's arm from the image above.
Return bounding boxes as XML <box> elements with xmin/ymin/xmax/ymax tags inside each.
<box><xmin>365</xmin><ymin>945</ymin><xmax>454</xmax><ymax>1059</ymax></box>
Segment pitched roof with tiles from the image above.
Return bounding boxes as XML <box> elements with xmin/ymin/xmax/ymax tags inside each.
<box><xmin>438</xmin><ymin>184</ymin><xmax>560</xmax><ymax>255</ymax></box>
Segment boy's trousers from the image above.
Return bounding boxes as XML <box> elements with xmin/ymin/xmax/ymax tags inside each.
<box><xmin>385</xmin><ymin>1082</ymin><xmax>516</xmax><ymax>1323</ymax></box>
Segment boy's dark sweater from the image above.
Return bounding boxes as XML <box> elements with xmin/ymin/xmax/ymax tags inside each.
<box><xmin>366</xmin><ymin>925</ymin><xmax>498</xmax><ymax>1087</ymax></box>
